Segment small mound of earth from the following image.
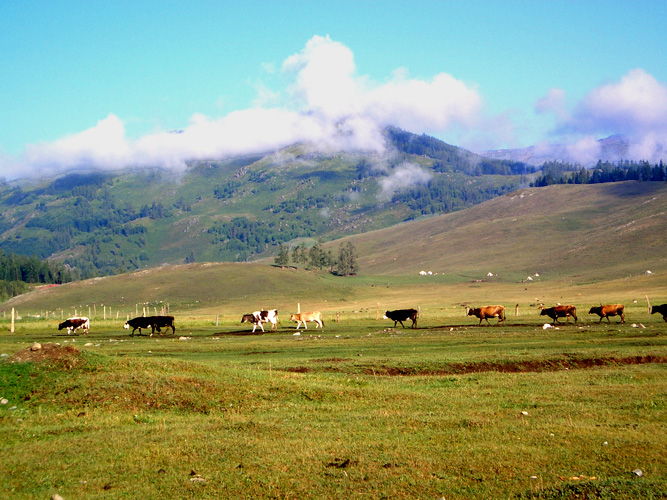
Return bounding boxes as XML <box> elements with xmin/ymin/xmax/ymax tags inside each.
<box><xmin>9</xmin><ymin>343</ymin><xmax>82</xmax><ymax>367</ymax></box>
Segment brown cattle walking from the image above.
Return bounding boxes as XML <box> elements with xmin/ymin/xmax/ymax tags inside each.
<box><xmin>467</xmin><ymin>305</ymin><xmax>506</xmax><ymax>326</ymax></box>
<box><xmin>540</xmin><ymin>305</ymin><xmax>577</xmax><ymax>325</ymax></box>
<box><xmin>289</xmin><ymin>311</ymin><xmax>324</xmax><ymax>329</ymax></box>
<box><xmin>588</xmin><ymin>304</ymin><xmax>625</xmax><ymax>324</ymax></box>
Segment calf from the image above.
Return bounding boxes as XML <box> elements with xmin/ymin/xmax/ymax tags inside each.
<box><xmin>588</xmin><ymin>304</ymin><xmax>625</xmax><ymax>324</ymax></box>
<box><xmin>58</xmin><ymin>317</ymin><xmax>89</xmax><ymax>335</ymax></box>
<box><xmin>467</xmin><ymin>305</ymin><xmax>505</xmax><ymax>326</ymax></box>
<box><xmin>289</xmin><ymin>311</ymin><xmax>324</xmax><ymax>329</ymax></box>
<box><xmin>124</xmin><ymin>316</ymin><xmax>155</xmax><ymax>336</ymax></box>
<box><xmin>383</xmin><ymin>309</ymin><xmax>418</xmax><ymax>329</ymax></box>
<box><xmin>540</xmin><ymin>305</ymin><xmax>577</xmax><ymax>325</ymax></box>
<box><xmin>651</xmin><ymin>304</ymin><xmax>667</xmax><ymax>321</ymax></box>
<box><xmin>241</xmin><ymin>309</ymin><xmax>278</xmax><ymax>333</ymax></box>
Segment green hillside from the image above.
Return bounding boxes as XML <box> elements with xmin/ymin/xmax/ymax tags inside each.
<box><xmin>0</xmin><ymin>130</ymin><xmax>531</xmax><ymax>277</ymax></box>
<box><xmin>349</xmin><ymin>181</ymin><xmax>667</xmax><ymax>281</ymax></box>
<box><xmin>3</xmin><ymin>182</ymin><xmax>665</xmax><ymax>319</ymax></box>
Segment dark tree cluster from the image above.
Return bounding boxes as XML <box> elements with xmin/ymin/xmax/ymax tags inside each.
<box><xmin>386</xmin><ymin>127</ymin><xmax>534</xmax><ymax>176</ymax></box>
<box><xmin>392</xmin><ymin>176</ymin><xmax>517</xmax><ymax>218</ymax></box>
<box><xmin>0</xmin><ymin>250</ymin><xmax>74</xmax><ymax>301</ymax></box>
<box><xmin>531</xmin><ymin>160</ymin><xmax>667</xmax><ymax>187</ymax></box>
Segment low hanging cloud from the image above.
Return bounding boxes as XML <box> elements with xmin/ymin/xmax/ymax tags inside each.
<box><xmin>538</xmin><ymin>68</ymin><xmax>667</xmax><ymax>164</ymax></box>
<box><xmin>378</xmin><ymin>162</ymin><xmax>433</xmax><ymax>201</ymax></box>
<box><xmin>4</xmin><ymin>35</ymin><xmax>484</xmax><ymax>180</ymax></box>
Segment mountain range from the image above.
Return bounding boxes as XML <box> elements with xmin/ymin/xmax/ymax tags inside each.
<box><xmin>483</xmin><ymin>135</ymin><xmax>632</xmax><ymax>166</ymax></box>
<box><xmin>0</xmin><ymin>128</ymin><xmax>534</xmax><ymax>278</ymax></box>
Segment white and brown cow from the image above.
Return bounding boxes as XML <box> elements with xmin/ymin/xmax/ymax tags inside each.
<box><xmin>289</xmin><ymin>311</ymin><xmax>324</xmax><ymax>329</ymax></box>
<box><xmin>241</xmin><ymin>309</ymin><xmax>278</xmax><ymax>333</ymax></box>
<box><xmin>58</xmin><ymin>317</ymin><xmax>90</xmax><ymax>335</ymax></box>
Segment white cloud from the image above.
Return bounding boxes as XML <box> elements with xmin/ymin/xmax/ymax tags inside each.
<box><xmin>574</xmin><ymin>69</ymin><xmax>667</xmax><ymax>133</ymax></box>
<box><xmin>535</xmin><ymin>88</ymin><xmax>568</xmax><ymax>120</ymax></box>
<box><xmin>565</xmin><ymin>136</ymin><xmax>601</xmax><ymax>166</ymax></box>
<box><xmin>378</xmin><ymin>162</ymin><xmax>432</xmax><ymax>201</ymax></box>
<box><xmin>537</xmin><ymin>69</ymin><xmax>667</xmax><ymax>164</ymax></box>
<box><xmin>4</xmin><ymin>35</ymin><xmax>485</xmax><ymax>179</ymax></box>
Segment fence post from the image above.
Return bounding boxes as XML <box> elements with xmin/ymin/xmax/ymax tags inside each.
<box><xmin>11</xmin><ymin>307</ymin><xmax>15</xmax><ymax>333</ymax></box>
<box><xmin>216</xmin><ymin>315</ymin><xmax>219</xmax><ymax>327</ymax></box>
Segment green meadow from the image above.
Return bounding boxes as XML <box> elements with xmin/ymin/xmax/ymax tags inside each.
<box><xmin>1</xmin><ymin>182</ymin><xmax>666</xmax><ymax>499</ymax></box>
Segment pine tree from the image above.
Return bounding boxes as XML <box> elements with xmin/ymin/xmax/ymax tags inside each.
<box><xmin>274</xmin><ymin>244</ymin><xmax>289</xmax><ymax>269</ymax></box>
<box><xmin>336</xmin><ymin>242</ymin><xmax>358</xmax><ymax>276</ymax></box>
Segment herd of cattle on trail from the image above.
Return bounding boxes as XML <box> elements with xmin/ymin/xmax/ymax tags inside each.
<box><xmin>55</xmin><ymin>303</ymin><xmax>667</xmax><ymax>336</ymax></box>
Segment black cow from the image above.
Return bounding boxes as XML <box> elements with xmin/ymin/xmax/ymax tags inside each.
<box><xmin>124</xmin><ymin>315</ymin><xmax>176</xmax><ymax>336</ymax></box>
<box><xmin>651</xmin><ymin>304</ymin><xmax>667</xmax><ymax>321</ymax></box>
<box><xmin>383</xmin><ymin>309</ymin><xmax>418</xmax><ymax>329</ymax></box>
<box><xmin>152</xmin><ymin>315</ymin><xmax>176</xmax><ymax>335</ymax></box>
<box><xmin>124</xmin><ymin>316</ymin><xmax>154</xmax><ymax>336</ymax></box>
<box><xmin>58</xmin><ymin>317</ymin><xmax>89</xmax><ymax>335</ymax></box>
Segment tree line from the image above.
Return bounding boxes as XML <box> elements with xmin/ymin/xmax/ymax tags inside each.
<box><xmin>0</xmin><ymin>251</ymin><xmax>75</xmax><ymax>301</ymax></box>
<box><xmin>530</xmin><ymin>160</ymin><xmax>667</xmax><ymax>187</ymax></box>
<box><xmin>273</xmin><ymin>241</ymin><xmax>358</xmax><ymax>276</ymax></box>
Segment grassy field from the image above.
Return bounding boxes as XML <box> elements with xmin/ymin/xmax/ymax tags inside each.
<box><xmin>1</xmin><ymin>295</ymin><xmax>666</xmax><ymax>499</ymax></box>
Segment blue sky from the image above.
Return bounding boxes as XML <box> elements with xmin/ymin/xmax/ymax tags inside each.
<box><xmin>1</xmin><ymin>0</ymin><xmax>666</xmax><ymax>178</ymax></box>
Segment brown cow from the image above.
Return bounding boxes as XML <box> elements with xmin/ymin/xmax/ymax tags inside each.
<box><xmin>540</xmin><ymin>305</ymin><xmax>577</xmax><ymax>324</ymax></box>
<box><xmin>467</xmin><ymin>305</ymin><xmax>506</xmax><ymax>326</ymax></box>
<box><xmin>588</xmin><ymin>304</ymin><xmax>625</xmax><ymax>324</ymax></box>
<box><xmin>289</xmin><ymin>311</ymin><xmax>324</xmax><ymax>329</ymax></box>
<box><xmin>651</xmin><ymin>304</ymin><xmax>667</xmax><ymax>321</ymax></box>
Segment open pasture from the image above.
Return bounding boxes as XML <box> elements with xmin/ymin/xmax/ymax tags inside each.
<box><xmin>1</xmin><ymin>307</ymin><xmax>666</xmax><ymax>499</ymax></box>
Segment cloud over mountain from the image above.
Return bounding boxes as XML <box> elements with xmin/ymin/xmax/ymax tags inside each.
<box><xmin>538</xmin><ymin>68</ymin><xmax>667</xmax><ymax>164</ymax></box>
<box><xmin>4</xmin><ymin>35</ymin><xmax>483</xmax><ymax>179</ymax></box>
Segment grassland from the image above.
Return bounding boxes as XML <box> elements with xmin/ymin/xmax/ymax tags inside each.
<box><xmin>1</xmin><ymin>311</ymin><xmax>666</xmax><ymax>499</ymax></box>
<box><xmin>1</xmin><ymin>181</ymin><xmax>666</xmax><ymax>499</ymax></box>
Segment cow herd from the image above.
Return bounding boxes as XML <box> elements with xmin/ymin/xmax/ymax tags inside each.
<box><xmin>55</xmin><ymin>303</ymin><xmax>667</xmax><ymax>336</ymax></box>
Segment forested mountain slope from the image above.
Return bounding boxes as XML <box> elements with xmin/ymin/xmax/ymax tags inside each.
<box><xmin>0</xmin><ymin>129</ymin><xmax>532</xmax><ymax>277</ymax></box>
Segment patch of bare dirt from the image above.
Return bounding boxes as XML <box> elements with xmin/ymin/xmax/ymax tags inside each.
<box><xmin>365</xmin><ymin>355</ymin><xmax>667</xmax><ymax>376</ymax></box>
<box><xmin>9</xmin><ymin>343</ymin><xmax>83</xmax><ymax>369</ymax></box>
<box><xmin>282</xmin><ymin>355</ymin><xmax>667</xmax><ymax>376</ymax></box>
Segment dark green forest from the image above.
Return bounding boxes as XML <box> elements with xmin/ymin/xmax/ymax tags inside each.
<box><xmin>530</xmin><ymin>160</ymin><xmax>667</xmax><ymax>187</ymax></box>
<box><xmin>0</xmin><ymin>251</ymin><xmax>74</xmax><ymax>301</ymax></box>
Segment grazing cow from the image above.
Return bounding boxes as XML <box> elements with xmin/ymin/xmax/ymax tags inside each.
<box><xmin>241</xmin><ymin>309</ymin><xmax>278</xmax><ymax>332</ymax></box>
<box><xmin>467</xmin><ymin>305</ymin><xmax>506</xmax><ymax>326</ymax></box>
<box><xmin>383</xmin><ymin>309</ymin><xmax>418</xmax><ymax>329</ymax></box>
<box><xmin>151</xmin><ymin>315</ymin><xmax>176</xmax><ymax>335</ymax></box>
<box><xmin>124</xmin><ymin>316</ymin><xmax>156</xmax><ymax>336</ymax></box>
<box><xmin>58</xmin><ymin>317</ymin><xmax>90</xmax><ymax>335</ymax></box>
<box><xmin>289</xmin><ymin>311</ymin><xmax>324</xmax><ymax>329</ymax></box>
<box><xmin>540</xmin><ymin>305</ymin><xmax>577</xmax><ymax>324</ymax></box>
<box><xmin>651</xmin><ymin>304</ymin><xmax>667</xmax><ymax>321</ymax></box>
<box><xmin>588</xmin><ymin>304</ymin><xmax>625</xmax><ymax>324</ymax></box>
